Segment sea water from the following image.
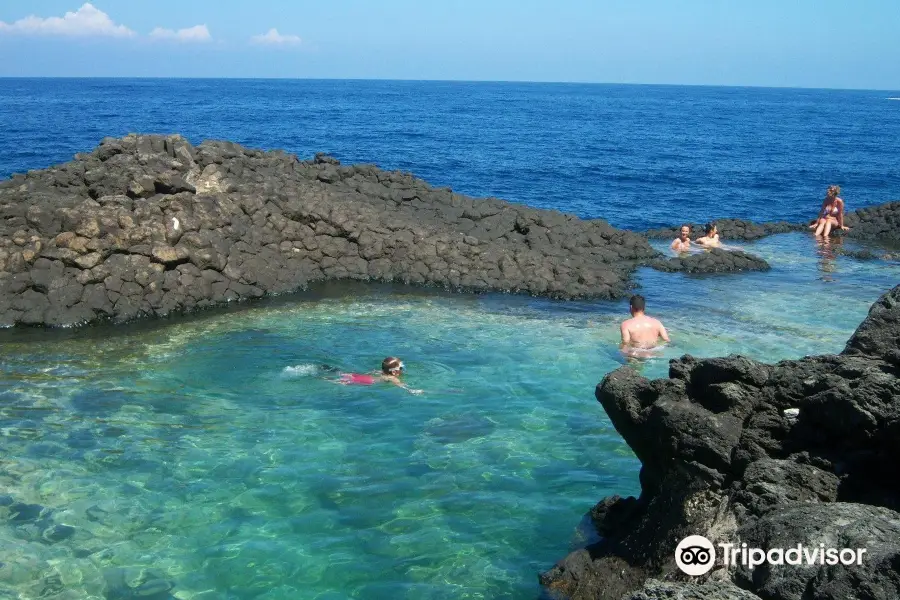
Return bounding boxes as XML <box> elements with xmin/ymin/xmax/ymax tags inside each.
<box><xmin>0</xmin><ymin>232</ymin><xmax>897</xmax><ymax>599</ymax></box>
<box><xmin>1</xmin><ymin>80</ymin><xmax>899</xmax><ymax>599</ymax></box>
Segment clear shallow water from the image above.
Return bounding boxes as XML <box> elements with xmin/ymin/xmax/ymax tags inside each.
<box><xmin>1</xmin><ymin>233</ymin><xmax>898</xmax><ymax>599</ymax></box>
<box><xmin>1</xmin><ymin>79</ymin><xmax>900</xmax><ymax>229</ymax></box>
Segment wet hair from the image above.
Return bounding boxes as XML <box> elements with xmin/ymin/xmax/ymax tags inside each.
<box><xmin>705</xmin><ymin>222</ymin><xmax>716</xmax><ymax>235</ymax></box>
<box><xmin>629</xmin><ymin>295</ymin><xmax>646</xmax><ymax>312</ymax></box>
<box><xmin>679</xmin><ymin>224</ymin><xmax>691</xmax><ymax>234</ymax></box>
<box><xmin>382</xmin><ymin>356</ymin><xmax>402</xmax><ymax>374</ymax></box>
<box><xmin>827</xmin><ymin>185</ymin><xmax>841</xmax><ymax>198</ymax></box>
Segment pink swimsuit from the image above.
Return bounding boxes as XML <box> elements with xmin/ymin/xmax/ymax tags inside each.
<box><xmin>340</xmin><ymin>373</ymin><xmax>375</xmax><ymax>385</ymax></box>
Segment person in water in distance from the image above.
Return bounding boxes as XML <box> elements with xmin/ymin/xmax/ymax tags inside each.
<box><xmin>810</xmin><ymin>185</ymin><xmax>849</xmax><ymax>238</ymax></box>
<box><xmin>694</xmin><ymin>222</ymin><xmax>722</xmax><ymax>248</ymax></box>
<box><xmin>339</xmin><ymin>357</ymin><xmax>422</xmax><ymax>394</ymax></box>
<box><xmin>671</xmin><ymin>225</ymin><xmax>692</xmax><ymax>252</ymax></box>
<box><xmin>620</xmin><ymin>295</ymin><xmax>670</xmax><ymax>358</ymax></box>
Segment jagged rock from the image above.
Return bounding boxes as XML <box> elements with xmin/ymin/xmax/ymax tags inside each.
<box><xmin>541</xmin><ymin>285</ymin><xmax>900</xmax><ymax>600</ymax></box>
<box><xmin>621</xmin><ymin>579</ymin><xmax>762</xmax><ymax>600</ymax></box>
<box><xmin>733</xmin><ymin>503</ymin><xmax>900</xmax><ymax>600</ymax></box>
<box><xmin>844</xmin><ymin>201</ymin><xmax>900</xmax><ymax>243</ymax></box>
<box><xmin>0</xmin><ymin>134</ymin><xmax>667</xmax><ymax>327</ymax></box>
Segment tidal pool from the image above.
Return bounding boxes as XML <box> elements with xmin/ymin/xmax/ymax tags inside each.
<box><xmin>0</xmin><ymin>233</ymin><xmax>897</xmax><ymax>599</ymax></box>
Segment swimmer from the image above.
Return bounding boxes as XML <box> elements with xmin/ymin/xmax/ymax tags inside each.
<box><xmin>620</xmin><ymin>295</ymin><xmax>669</xmax><ymax>359</ymax></box>
<box><xmin>337</xmin><ymin>356</ymin><xmax>423</xmax><ymax>394</ymax></box>
<box><xmin>694</xmin><ymin>223</ymin><xmax>722</xmax><ymax>248</ymax></box>
<box><xmin>671</xmin><ymin>225</ymin><xmax>692</xmax><ymax>252</ymax></box>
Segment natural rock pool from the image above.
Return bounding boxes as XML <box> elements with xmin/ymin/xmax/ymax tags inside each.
<box><xmin>1</xmin><ymin>232</ymin><xmax>897</xmax><ymax>599</ymax></box>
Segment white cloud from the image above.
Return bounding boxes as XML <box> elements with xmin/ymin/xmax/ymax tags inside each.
<box><xmin>251</xmin><ymin>28</ymin><xmax>301</xmax><ymax>46</ymax></box>
<box><xmin>0</xmin><ymin>3</ymin><xmax>135</xmax><ymax>38</ymax></box>
<box><xmin>149</xmin><ymin>24</ymin><xmax>211</xmax><ymax>43</ymax></box>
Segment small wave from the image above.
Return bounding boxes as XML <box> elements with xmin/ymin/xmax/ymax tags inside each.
<box><xmin>887</xmin><ymin>97</ymin><xmax>900</xmax><ymax>101</ymax></box>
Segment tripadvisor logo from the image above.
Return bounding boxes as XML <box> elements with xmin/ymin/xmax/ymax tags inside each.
<box><xmin>675</xmin><ymin>535</ymin><xmax>716</xmax><ymax>576</ymax></box>
<box><xmin>675</xmin><ymin>535</ymin><xmax>868</xmax><ymax>576</ymax></box>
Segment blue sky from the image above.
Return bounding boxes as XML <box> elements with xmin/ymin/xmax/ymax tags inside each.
<box><xmin>0</xmin><ymin>1</ymin><xmax>898</xmax><ymax>89</ymax></box>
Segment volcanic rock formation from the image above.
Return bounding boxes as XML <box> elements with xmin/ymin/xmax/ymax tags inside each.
<box><xmin>0</xmin><ymin>135</ymin><xmax>781</xmax><ymax>328</ymax></box>
<box><xmin>540</xmin><ymin>284</ymin><xmax>900</xmax><ymax>600</ymax></box>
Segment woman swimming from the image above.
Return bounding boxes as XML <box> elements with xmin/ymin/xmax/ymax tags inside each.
<box><xmin>810</xmin><ymin>185</ymin><xmax>850</xmax><ymax>238</ymax></box>
<box><xmin>337</xmin><ymin>357</ymin><xmax>422</xmax><ymax>394</ymax></box>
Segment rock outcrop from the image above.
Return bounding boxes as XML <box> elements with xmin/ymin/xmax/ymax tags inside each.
<box><xmin>540</xmin><ymin>284</ymin><xmax>900</xmax><ymax>600</ymax></box>
<box><xmin>0</xmin><ymin>135</ymin><xmax>784</xmax><ymax>328</ymax></box>
<box><xmin>0</xmin><ymin>134</ymin><xmax>663</xmax><ymax>327</ymax></box>
<box><xmin>844</xmin><ymin>202</ymin><xmax>900</xmax><ymax>243</ymax></box>
<box><xmin>645</xmin><ymin>204</ymin><xmax>900</xmax><ymax>245</ymax></box>
<box><xmin>646</xmin><ymin>248</ymin><xmax>770</xmax><ymax>274</ymax></box>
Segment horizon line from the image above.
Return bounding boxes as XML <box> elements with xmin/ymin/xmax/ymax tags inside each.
<box><xmin>0</xmin><ymin>75</ymin><xmax>897</xmax><ymax>94</ymax></box>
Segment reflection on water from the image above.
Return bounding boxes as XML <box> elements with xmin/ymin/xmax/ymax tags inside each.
<box><xmin>816</xmin><ymin>236</ymin><xmax>841</xmax><ymax>281</ymax></box>
<box><xmin>0</xmin><ymin>233</ymin><xmax>898</xmax><ymax>600</ymax></box>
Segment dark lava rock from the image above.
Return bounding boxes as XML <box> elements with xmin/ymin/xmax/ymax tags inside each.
<box><xmin>644</xmin><ymin>219</ymin><xmax>804</xmax><ymax>241</ymax></box>
<box><xmin>0</xmin><ymin>134</ymin><xmax>666</xmax><ymax>327</ymax></box>
<box><xmin>646</xmin><ymin>248</ymin><xmax>770</xmax><ymax>274</ymax></box>
<box><xmin>733</xmin><ymin>503</ymin><xmax>900</xmax><ymax>600</ymax></box>
<box><xmin>844</xmin><ymin>201</ymin><xmax>900</xmax><ymax>243</ymax></box>
<box><xmin>540</xmin><ymin>284</ymin><xmax>900</xmax><ymax>600</ymax></box>
<box><xmin>622</xmin><ymin>579</ymin><xmax>762</xmax><ymax>600</ymax></box>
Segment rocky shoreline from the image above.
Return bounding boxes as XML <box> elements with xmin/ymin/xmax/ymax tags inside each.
<box><xmin>539</xmin><ymin>284</ymin><xmax>900</xmax><ymax>600</ymax></box>
<box><xmin>8</xmin><ymin>135</ymin><xmax>898</xmax><ymax>328</ymax></box>
<box><xmin>644</xmin><ymin>202</ymin><xmax>900</xmax><ymax>245</ymax></box>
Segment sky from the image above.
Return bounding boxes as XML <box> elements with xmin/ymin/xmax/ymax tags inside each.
<box><xmin>0</xmin><ymin>1</ymin><xmax>898</xmax><ymax>89</ymax></box>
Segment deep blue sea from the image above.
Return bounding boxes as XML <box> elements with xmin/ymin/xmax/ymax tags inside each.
<box><xmin>0</xmin><ymin>79</ymin><xmax>899</xmax><ymax>600</ymax></box>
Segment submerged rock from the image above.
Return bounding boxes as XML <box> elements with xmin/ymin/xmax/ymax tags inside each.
<box><xmin>423</xmin><ymin>411</ymin><xmax>497</xmax><ymax>444</ymax></box>
<box><xmin>541</xmin><ymin>284</ymin><xmax>900</xmax><ymax>600</ymax></box>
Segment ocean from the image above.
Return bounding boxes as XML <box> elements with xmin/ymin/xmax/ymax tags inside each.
<box><xmin>0</xmin><ymin>79</ymin><xmax>898</xmax><ymax>600</ymax></box>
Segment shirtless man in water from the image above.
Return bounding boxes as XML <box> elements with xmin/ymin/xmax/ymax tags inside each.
<box><xmin>620</xmin><ymin>295</ymin><xmax>670</xmax><ymax>358</ymax></box>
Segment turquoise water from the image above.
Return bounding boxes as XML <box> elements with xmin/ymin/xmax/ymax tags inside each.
<box><xmin>1</xmin><ymin>233</ymin><xmax>898</xmax><ymax>600</ymax></box>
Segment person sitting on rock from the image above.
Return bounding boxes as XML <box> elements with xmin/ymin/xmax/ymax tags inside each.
<box><xmin>337</xmin><ymin>356</ymin><xmax>422</xmax><ymax>394</ymax></box>
<box><xmin>810</xmin><ymin>185</ymin><xmax>850</xmax><ymax>238</ymax></box>
<box><xmin>671</xmin><ymin>225</ymin><xmax>692</xmax><ymax>252</ymax></box>
<box><xmin>620</xmin><ymin>295</ymin><xmax>670</xmax><ymax>359</ymax></box>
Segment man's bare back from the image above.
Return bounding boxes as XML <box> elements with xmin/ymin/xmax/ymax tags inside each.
<box><xmin>621</xmin><ymin>314</ymin><xmax>669</xmax><ymax>348</ymax></box>
<box><xmin>620</xmin><ymin>295</ymin><xmax>670</xmax><ymax>358</ymax></box>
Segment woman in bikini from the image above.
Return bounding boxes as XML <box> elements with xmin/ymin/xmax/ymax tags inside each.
<box><xmin>810</xmin><ymin>185</ymin><xmax>850</xmax><ymax>238</ymax></box>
